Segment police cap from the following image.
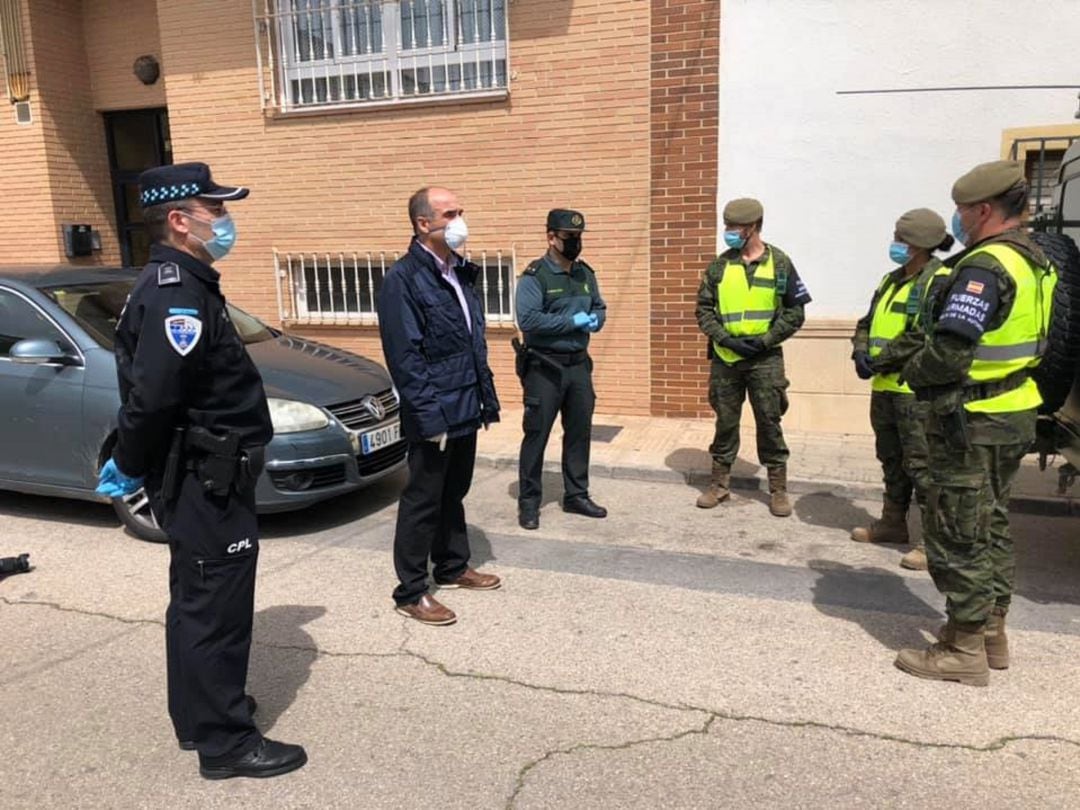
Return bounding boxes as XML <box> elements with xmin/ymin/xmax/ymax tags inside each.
<box><xmin>895</xmin><ymin>208</ymin><xmax>946</xmax><ymax>249</ymax></box>
<box><xmin>722</xmin><ymin>198</ymin><xmax>764</xmax><ymax>225</ymax></box>
<box><xmin>546</xmin><ymin>209</ymin><xmax>587</xmax><ymax>232</ymax></box>
<box><xmin>951</xmin><ymin>160</ymin><xmax>1025</xmax><ymax>205</ymax></box>
<box><xmin>139</xmin><ymin>162</ymin><xmax>250</xmax><ymax>209</ymax></box>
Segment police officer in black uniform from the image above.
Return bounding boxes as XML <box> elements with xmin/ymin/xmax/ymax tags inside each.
<box><xmin>97</xmin><ymin>163</ymin><xmax>306</xmax><ymax>780</ymax></box>
<box><xmin>515</xmin><ymin>209</ymin><xmax>607</xmax><ymax>530</ymax></box>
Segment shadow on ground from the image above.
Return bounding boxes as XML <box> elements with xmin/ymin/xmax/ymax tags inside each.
<box><xmin>260</xmin><ymin>470</ymin><xmax>406</xmax><ymax>539</ymax></box>
<box><xmin>808</xmin><ymin>559</ymin><xmax>940</xmax><ymax>651</ymax></box>
<box><xmin>506</xmin><ymin>471</ymin><xmax>567</xmax><ymax>507</ymax></box>
<box><xmin>0</xmin><ymin>490</ymin><xmax>117</xmax><ymax>531</ymax></box>
<box><xmin>796</xmin><ymin>491</ymin><xmax>875</xmax><ymax>532</ymax></box>
<box><xmin>249</xmin><ymin>604</ymin><xmax>327</xmax><ymax>733</ymax></box>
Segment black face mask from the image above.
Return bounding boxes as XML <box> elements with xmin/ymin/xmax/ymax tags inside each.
<box><xmin>558</xmin><ymin>235</ymin><xmax>583</xmax><ymax>261</ymax></box>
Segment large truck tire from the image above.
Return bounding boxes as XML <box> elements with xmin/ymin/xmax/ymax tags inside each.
<box><xmin>1031</xmin><ymin>230</ymin><xmax>1080</xmax><ymax>415</ymax></box>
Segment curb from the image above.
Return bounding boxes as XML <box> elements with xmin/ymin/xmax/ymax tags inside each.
<box><xmin>474</xmin><ymin>452</ymin><xmax>1080</xmax><ymax>517</ymax></box>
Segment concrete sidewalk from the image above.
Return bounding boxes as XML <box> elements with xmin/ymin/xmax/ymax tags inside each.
<box><xmin>477</xmin><ymin>410</ymin><xmax>1080</xmax><ymax>512</ymax></box>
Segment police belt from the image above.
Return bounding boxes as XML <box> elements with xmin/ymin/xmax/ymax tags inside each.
<box><xmin>530</xmin><ymin>348</ymin><xmax>589</xmax><ymax>366</ymax></box>
<box><xmin>166</xmin><ymin>426</ymin><xmax>265</xmax><ymax>497</ymax></box>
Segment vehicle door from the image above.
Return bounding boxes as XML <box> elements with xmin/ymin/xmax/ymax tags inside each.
<box><xmin>0</xmin><ymin>286</ymin><xmax>87</xmax><ymax>488</ymax></box>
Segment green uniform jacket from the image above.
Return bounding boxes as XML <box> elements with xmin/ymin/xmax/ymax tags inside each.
<box><xmin>695</xmin><ymin>244</ymin><xmax>810</xmax><ymax>353</ymax></box>
<box><xmin>901</xmin><ymin>229</ymin><xmax>1047</xmax><ymax>445</ymax></box>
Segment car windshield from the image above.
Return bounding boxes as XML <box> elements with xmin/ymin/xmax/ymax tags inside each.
<box><xmin>43</xmin><ymin>281</ymin><xmax>276</xmax><ymax>350</ymax></box>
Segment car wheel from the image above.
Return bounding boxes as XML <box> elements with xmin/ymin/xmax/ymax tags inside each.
<box><xmin>112</xmin><ymin>487</ymin><xmax>168</xmax><ymax>543</ymax></box>
<box><xmin>1031</xmin><ymin>231</ymin><xmax>1080</xmax><ymax>415</ymax></box>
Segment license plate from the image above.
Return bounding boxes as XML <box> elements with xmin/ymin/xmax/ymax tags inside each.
<box><xmin>359</xmin><ymin>421</ymin><xmax>401</xmax><ymax>455</ymax></box>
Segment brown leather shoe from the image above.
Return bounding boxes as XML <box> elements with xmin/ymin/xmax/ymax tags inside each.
<box><xmin>395</xmin><ymin>594</ymin><xmax>457</xmax><ymax>626</ymax></box>
<box><xmin>435</xmin><ymin>567</ymin><xmax>502</xmax><ymax>590</ymax></box>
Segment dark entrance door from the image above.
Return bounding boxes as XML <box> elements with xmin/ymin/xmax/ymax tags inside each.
<box><xmin>104</xmin><ymin>108</ymin><xmax>172</xmax><ymax>267</ymax></box>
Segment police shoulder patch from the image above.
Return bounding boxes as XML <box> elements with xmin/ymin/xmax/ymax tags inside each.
<box><xmin>164</xmin><ymin>314</ymin><xmax>203</xmax><ymax>356</ymax></box>
<box><xmin>157</xmin><ymin>262</ymin><xmax>182</xmax><ymax>286</ymax></box>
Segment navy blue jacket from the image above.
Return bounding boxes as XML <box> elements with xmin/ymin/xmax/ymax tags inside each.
<box><xmin>376</xmin><ymin>239</ymin><xmax>500</xmax><ymax>442</ymax></box>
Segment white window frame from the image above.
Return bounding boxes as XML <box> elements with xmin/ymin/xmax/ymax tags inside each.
<box><xmin>261</xmin><ymin>1</ymin><xmax>510</xmax><ymax>113</ymax></box>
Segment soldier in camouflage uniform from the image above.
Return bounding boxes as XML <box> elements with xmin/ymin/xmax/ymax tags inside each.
<box><xmin>849</xmin><ymin>209</ymin><xmax>955</xmax><ymax>571</ymax></box>
<box><xmin>895</xmin><ymin>161</ymin><xmax>1057</xmax><ymax>687</ymax></box>
<box><xmin>695</xmin><ymin>198</ymin><xmax>812</xmax><ymax>516</ymax></box>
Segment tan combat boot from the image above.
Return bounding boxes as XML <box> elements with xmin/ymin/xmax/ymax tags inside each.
<box><xmin>899</xmin><ymin>545</ymin><xmax>928</xmax><ymax>571</ymax></box>
<box><xmin>767</xmin><ymin>466</ymin><xmax>792</xmax><ymax>517</ymax></box>
<box><xmin>936</xmin><ymin>610</ymin><xmax>1008</xmax><ymax>669</ymax></box>
<box><xmin>851</xmin><ymin>499</ymin><xmax>909</xmax><ymax>544</ymax></box>
<box><xmin>696</xmin><ymin>462</ymin><xmax>731</xmax><ymax>509</ymax></box>
<box><xmin>895</xmin><ymin>623</ymin><xmax>989</xmax><ymax>687</ymax></box>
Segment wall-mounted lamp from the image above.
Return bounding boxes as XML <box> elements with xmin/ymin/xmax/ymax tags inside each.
<box><xmin>133</xmin><ymin>55</ymin><xmax>160</xmax><ymax>86</ymax></box>
<box><xmin>0</xmin><ymin>0</ymin><xmax>31</xmax><ymax>103</ymax></box>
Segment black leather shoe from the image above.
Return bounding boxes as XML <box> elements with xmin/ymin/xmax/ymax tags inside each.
<box><xmin>199</xmin><ymin>737</ymin><xmax>307</xmax><ymax>780</ymax></box>
<box><xmin>562</xmin><ymin>496</ymin><xmax>607</xmax><ymax>518</ymax></box>
<box><xmin>519</xmin><ymin>510</ymin><xmax>539</xmax><ymax>530</ymax></box>
<box><xmin>179</xmin><ymin>695</ymin><xmax>258</xmax><ymax>751</ymax></box>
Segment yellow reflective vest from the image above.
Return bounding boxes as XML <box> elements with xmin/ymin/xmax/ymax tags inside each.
<box><xmin>712</xmin><ymin>251</ymin><xmax>781</xmax><ymax>365</ymax></box>
<box><xmin>960</xmin><ymin>243</ymin><xmax>1056</xmax><ymax>414</ymax></box>
<box><xmin>867</xmin><ymin>259</ymin><xmax>944</xmax><ymax>394</ymax></box>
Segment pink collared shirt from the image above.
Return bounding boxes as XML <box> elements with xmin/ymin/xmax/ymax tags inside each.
<box><xmin>419</xmin><ymin>242</ymin><xmax>473</xmax><ymax>334</ymax></box>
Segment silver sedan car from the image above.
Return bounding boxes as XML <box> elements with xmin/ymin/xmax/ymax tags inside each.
<box><xmin>0</xmin><ymin>266</ymin><xmax>405</xmax><ymax>541</ymax></box>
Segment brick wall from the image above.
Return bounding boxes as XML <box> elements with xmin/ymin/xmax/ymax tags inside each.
<box><xmin>83</xmin><ymin>0</ymin><xmax>165</xmax><ymax>111</ymax></box>
<box><xmin>154</xmin><ymin>0</ymin><xmax>652</xmax><ymax>415</ymax></box>
<box><xmin>0</xmin><ymin>0</ymin><xmax>119</xmax><ymax>266</ymax></box>
<box><xmin>648</xmin><ymin>0</ymin><xmax>720</xmax><ymax>417</ymax></box>
<box><xmin>0</xmin><ymin>0</ymin><xmax>56</xmax><ymax>265</ymax></box>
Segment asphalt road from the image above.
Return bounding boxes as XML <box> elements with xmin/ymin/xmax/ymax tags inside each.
<box><xmin>2</xmin><ymin>467</ymin><xmax>1079</xmax><ymax>808</ymax></box>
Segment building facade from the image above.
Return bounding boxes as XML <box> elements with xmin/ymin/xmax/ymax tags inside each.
<box><xmin>1</xmin><ymin>0</ymin><xmax>1076</xmax><ymax>434</ymax></box>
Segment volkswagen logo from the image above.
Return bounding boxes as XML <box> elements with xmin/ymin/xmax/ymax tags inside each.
<box><xmin>361</xmin><ymin>394</ymin><xmax>386</xmax><ymax>421</ymax></box>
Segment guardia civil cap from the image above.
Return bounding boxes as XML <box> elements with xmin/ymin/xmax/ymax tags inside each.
<box><xmin>951</xmin><ymin>160</ymin><xmax>1025</xmax><ymax>205</ymax></box>
<box><xmin>895</xmin><ymin>208</ymin><xmax>946</xmax><ymax>249</ymax></box>
<box><xmin>546</xmin><ymin>209</ymin><xmax>587</xmax><ymax>231</ymax></box>
<box><xmin>139</xmin><ymin>162</ymin><xmax>250</xmax><ymax>208</ymax></box>
<box><xmin>722</xmin><ymin>198</ymin><xmax>764</xmax><ymax>225</ymax></box>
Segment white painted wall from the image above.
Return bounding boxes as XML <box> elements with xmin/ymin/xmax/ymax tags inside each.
<box><xmin>718</xmin><ymin>0</ymin><xmax>1080</xmax><ymax>317</ymax></box>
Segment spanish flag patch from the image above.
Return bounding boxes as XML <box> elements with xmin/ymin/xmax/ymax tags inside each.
<box><xmin>966</xmin><ymin>280</ymin><xmax>985</xmax><ymax>295</ymax></box>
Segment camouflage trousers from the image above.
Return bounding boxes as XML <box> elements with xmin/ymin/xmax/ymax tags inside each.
<box><xmin>707</xmin><ymin>350</ymin><xmax>790</xmax><ymax>469</ymax></box>
<box><xmin>924</xmin><ymin>436</ymin><xmax>1030</xmax><ymax>624</ymax></box>
<box><xmin>869</xmin><ymin>390</ymin><xmax>930</xmax><ymax>511</ymax></box>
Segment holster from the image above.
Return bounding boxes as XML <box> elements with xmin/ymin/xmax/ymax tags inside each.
<box><xmin>927</xmin><ymin>388</ymin><xmax>972</xmax><ymax>452</ymax></box>
<box><xmin>511</xmin><ymin>337</ymin><xmax>566</xmax><ymax>382</ymax></box>
<box><xmin>185</xmin><ymin>426</ymin><xmax>242</xmax><ymax>497</ymax></box>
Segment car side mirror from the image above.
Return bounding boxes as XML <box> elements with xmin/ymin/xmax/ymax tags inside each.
<box><xmin>10</xmin><ymin>338</ymin><xmax>78</xmax><ymax>366</ymax></box>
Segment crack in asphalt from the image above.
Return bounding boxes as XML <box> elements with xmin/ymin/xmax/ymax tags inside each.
<box><xmin>505</xmin><ymin>713</ymin><xmax>717</xmax><ymax>809</ymax></box>
<box><xmin>6</xmin><ymin>594</ymin><xmax>1080</xmax><ymax>801</ymax></box>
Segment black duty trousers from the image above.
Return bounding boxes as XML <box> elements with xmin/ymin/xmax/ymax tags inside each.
<box><xmin>392</xmin><ymin>432</ymin><xmax>477</xmax><ymax>605</ymax></box>
<box><xmin>157</xmin><ymin>471</ymin><xmax>260</xmax><ymax>762</ymax></box>
<box><xmin>517</xmin><ymin>357</ymin><xmax>595</xmax><ymax>512</ymax></box>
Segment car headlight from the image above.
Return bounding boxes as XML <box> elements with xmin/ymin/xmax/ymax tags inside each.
<box><xmin>267</xmin><ymin>398</ymin><xmax>329</xmax><ymax>434</ymax></box>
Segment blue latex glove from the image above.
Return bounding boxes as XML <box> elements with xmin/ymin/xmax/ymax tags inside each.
<box><xmin>587</xmin><ymin>313</ymin><xmax>600</xmax><ymax>332</ymax></box>
<box><xmin>571</xmin><ymin>311</ymin><xmax>592</xmax><ymax>330</ymax></box>
<box><xmin>96</xmin><ymin>458</ymin><xmax>144</xmax><ymax>498</ymax></box>
<box><xmin>853</xmin><ymin>351</ymin><xmax>875</xmax><ymax>380</ymax></box>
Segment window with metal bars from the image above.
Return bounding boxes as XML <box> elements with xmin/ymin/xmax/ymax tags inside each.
<box><xmin>256</xmin><ymin>1</ymin><xmax>509</xmax><ymax>112</ymax></box>
<box><xmin>274</xmin><ymin>249</ymin><xmax>517</xmax><ymax>325</ymax></box>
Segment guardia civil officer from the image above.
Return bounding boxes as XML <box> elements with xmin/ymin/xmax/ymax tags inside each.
<box><xmin>695</xmin><ymin>198</ymin><xmax>812</xmax><ymax>516</ymax></box>
<box><xmin>515</xmin><ymin>209</ymin><xmax>607</xmax><ymax>530</ymax></box>
<box><xmin>96</xmin><ymin>163</ymin><xmax>307</xmax><ymax>778</ymax></box>
<box><xmin>896</xmin><ymin>161</ymin><xmax>1057</xmax><ymax>686</ymax></box>
<box><xmin>849</xmin><ymin>209</ymin><xmax>955</xmax><ymax>571</ymax></box>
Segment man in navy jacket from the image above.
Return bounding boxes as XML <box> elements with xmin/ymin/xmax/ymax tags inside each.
<box><xmin>377</xmin><ymin>186</ymin><xmax>502</xmax><ymax>625</ymax></box>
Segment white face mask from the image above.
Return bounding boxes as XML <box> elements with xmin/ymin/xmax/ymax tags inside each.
<box><xmin>443</xmin><ymin>216</ymin><xmax>469</xmax><ymax>251</ymax></box>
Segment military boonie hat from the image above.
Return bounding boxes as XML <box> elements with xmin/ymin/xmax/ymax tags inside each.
<box><xmin>895</xmin><ymin>208</ymin><xmax>946</xmax><ymax>249</ymax></box>
<box><xmin>951</xmin><ymin>160</ymin><xmax>1025</xmax><ymax>205</ymax></box>
<box><xmin>722</xmin><ymin>198</ymin><xmax>764</xmax><ymax>225</ymax></box>
<box><xmin>547</xmin><ymin>208</ymin><xmax>586</xmax><ymax>231</ymax></box>
<box><xmin>139</xmin><ymin>161</ymin><xmax>250</xmax><ymax>208</ymax></box>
